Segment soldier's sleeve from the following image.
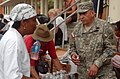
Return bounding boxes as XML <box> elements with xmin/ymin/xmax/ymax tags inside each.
<box><xmin>94</xmin><ymin>22</ymin><xmax>116</xmax><ymax>68</ymax></box>
<box><xmin>69</xmin><ymin>25</ymin><xmax>79</xmax><ymax>55</ymax></box>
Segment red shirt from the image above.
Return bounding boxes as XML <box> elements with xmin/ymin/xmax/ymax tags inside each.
<box><xmin>24</xmin><ymin>35</ymin><xmax>57</xmax><ymax>66</ymax></box>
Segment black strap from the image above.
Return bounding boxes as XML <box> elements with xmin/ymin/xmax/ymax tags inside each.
<box><xmin>50</xmin><ymin>59</ymin><xmax>53</xmax><ymax>73</ymax></box>
<box><xmin>39</xmin><ymin>50</ymin><xmax>53</xmax><ymax>73</ymax></box>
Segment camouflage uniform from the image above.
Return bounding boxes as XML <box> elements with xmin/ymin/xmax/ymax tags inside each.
<box><xmin>69</xmin><ymin>18</ymin><xmax>117</xmax><ymax>79</ymax></box>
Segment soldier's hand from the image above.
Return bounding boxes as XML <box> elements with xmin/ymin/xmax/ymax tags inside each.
<box><xmin>88</xmin><ymin>64</ymin><xmax>98</xmax><ymax>77</ymax></box>
<box><xmin>71</xmin><ymin>52</ymin><xmax>80</xmax><ymax>66</ymax></box>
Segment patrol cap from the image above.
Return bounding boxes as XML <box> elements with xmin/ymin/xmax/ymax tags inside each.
<box><xmin>77</xmin><ymin>1</ymin><xmax>94</xmax><ymax>13</ymax></box>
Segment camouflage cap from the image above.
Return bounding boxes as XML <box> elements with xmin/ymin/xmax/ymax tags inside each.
<box><xmin>77</xmin><ymin>1</ymin><xmax>94</xmax><ymax>13</ymax></box>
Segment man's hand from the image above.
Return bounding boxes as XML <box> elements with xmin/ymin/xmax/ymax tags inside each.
<box><xmin>71</xmin><ymin>52</ymin><xmax>80</xmax><ymax>66</ymax></box>
<box><xmin>88</xmin><ymin>64</ymin><xmax>99</xmax><ymax>77</ymax></box>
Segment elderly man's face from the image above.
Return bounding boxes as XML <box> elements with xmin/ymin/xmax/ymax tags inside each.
<box><xmin>79</xmin><ymin>10</ymin><xmax>95</xmax><ymax>26</ymax></box>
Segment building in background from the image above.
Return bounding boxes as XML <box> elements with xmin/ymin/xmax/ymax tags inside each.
<box><xmin>109</xmin><ymin>0</ymin><xmax>120</xmax><ymax>23</ymax></box>
<box><xmin>0</xmin><ymin>0</ymin><xmax>4</xmax><ymax>14</ymax></box>
<box><xmin>0</xmin><ymin>0</ymin><xmax>63</xmax><ymax>16</ymax></box>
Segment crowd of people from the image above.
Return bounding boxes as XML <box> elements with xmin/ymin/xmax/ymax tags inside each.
<box><xmin>0</xmin><ymin>0</ymin><xmax>120</xmax><ymax>79</ymax></box>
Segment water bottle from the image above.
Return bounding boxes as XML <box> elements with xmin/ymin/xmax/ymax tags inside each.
<box><xmin>43</xmin><ymin>73</ymin><xmax>49</xmax><ymax>79</ymax></box>
<box><xmin>59</xmin><ymin>70</ymin><xmax>67</xmax><ymax>79</ymax></box>
<box><xmin>52</xmin><ymin>72</ymin><xmax>56</xmax><ymax>79</ymax></box>
<box><xmin>56</xmin><ymin>71</ymin><xmax>60</xmax><ymax>79</ymax></box>
<box><xmin>49</xmin><ymin>73</ymin><xmax>53</xmax><ymax>79</ymax></box>
<box><xmin>30</xmin><ymin>40</ymin><xmax>40</xmax><ymax>60</ymax></box>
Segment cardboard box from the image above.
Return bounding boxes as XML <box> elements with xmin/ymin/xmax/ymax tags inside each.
<box><xmin>48</xmin><ymin>47</ymin><xmax>71</xmax><ymax>73</ymax></box>
<box><xmin>48</xmin><ymin>60</ymin><xmax>71</xmax><ymax>73</ymax></box>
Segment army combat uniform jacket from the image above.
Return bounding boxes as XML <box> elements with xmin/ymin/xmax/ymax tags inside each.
<box><xmin>69</xmin><ymin>18</ymin><xmax>117</xmax><ymax>79</ymax></box>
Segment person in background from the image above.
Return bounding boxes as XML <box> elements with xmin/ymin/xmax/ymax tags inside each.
<box><xmin>0</xmin><ymin>14</ymin><xmax>5</xmax><ymax>30</ymax></box>
<box><xmin>48</xmin><ymin>9</ymin><xmax>63</xmax><ymax>46</ymax></box>
<box><xmin>3</xmin><ymin>15</ymin><xmax>10</xmax><ymax>24</ymax></box>
<box><xmin>0</xmin><ymin>13</ymin><xmax>4</xmax><ymax>21</ymax></box>
<box><xmin>0</xmin><ymin>15</ymin><xmax>10</xmax><ymax>39</ymax></box>
<box><xmin>0</xmin><ymin>23</ymin><xmax>5</xmax><ymax>39</ymax></box>
<box><xmin>48</xmin><ymin>9</ymin><xmax>68</xmax><ymax>46</ymax></box>
<box><xmin>24</xmin><ymin>24</ymin><xmax>63</xmax><ymax>79</ymax></box>
<box><xmin>69</xmin><ymin>1</ymin><xmax>117</xmax><ymax>79</ymax></box>
<box><xmin>37</xmin><ymin>14</ymin><xmax>50</xmax><ymax>24</ymax></box>
<box><xmin>111</xmin><ymin>20</ymin><xmax>120</xmax><ymax>79</ymax></box>
<box><xmin>0</xmin><ymin>3</ymin><xmax>37</xmax><ymax>79</ymax></box>
<box><xmin>63</xmin><ymin>0</ymin><xmax>77</xmax><ymax>24</ymax></box>
<box><xmin>0</xmin><ymin>22</ymin><xmax>5</xmax><ymax>34</ymax></box>
<box><xmin>0</xmin><ymin>14</ymin><xmax>8</xmax><ymax>39</ymax></box>
<box><xmin>55</xmin><ymin>8</ymin><xmax>68</xmax><ymax>44</ymax></box>
<box><xmin>36</xmin><ymin>14</ymin><xmax>54</xmax><ymax>32</ymax></box>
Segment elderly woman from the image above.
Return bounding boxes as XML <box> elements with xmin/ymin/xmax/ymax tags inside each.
<box><xmin>48</xmin><ymin>9</ymin><xmax>68</xmax><ymax>46</ymax></box>
<box><xmin>0</xmin><ymin>3</ymin><xmax>37</xmax><ymax>79</ymax></box>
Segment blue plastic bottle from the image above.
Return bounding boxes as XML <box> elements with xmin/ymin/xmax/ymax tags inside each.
<box><xmin>30</xmin><ymin>40</ymin><xmax>41</xmax><ymax>60</ymax></box>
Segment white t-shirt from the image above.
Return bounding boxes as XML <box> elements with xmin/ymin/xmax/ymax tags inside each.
<box><xmin>56</xmin><ymin>16</ymin><xmax>68</xmax><ymax>41</ymax></box>
<box><xmin>0</xmin><ymin>28</ymin><xmax>30</xmax><ymax>79</ymax></box>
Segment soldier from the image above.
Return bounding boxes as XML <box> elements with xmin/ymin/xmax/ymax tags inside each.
<box><xmin>69</xmin><ymin>1</ymin><xmax>117</xmax><ymax>79</ymax></box>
